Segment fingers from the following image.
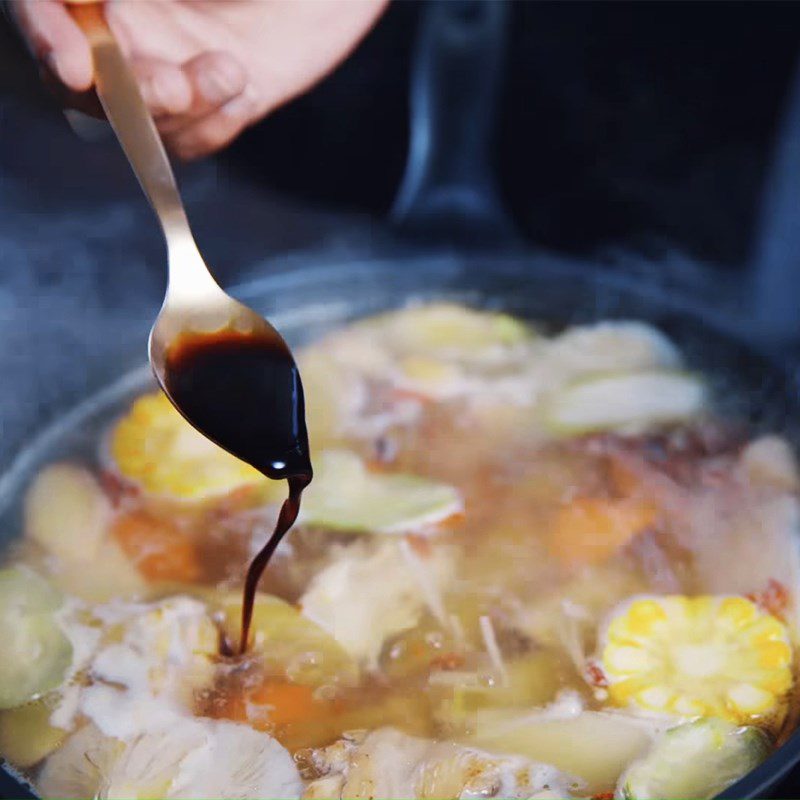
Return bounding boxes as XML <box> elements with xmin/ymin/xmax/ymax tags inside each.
<box><xmin>164</xmin><ymin>85</ymin><xmax>259</xmax><ymax>160</ymax></box>
<box><xmin>133</xmin><ymin>58</ymin><xmax>193</xmax><ymax>117</ymax></box>
<box><xmin>155</xmin><ymin>52</ymin><xmax>247</xmax><ymax>134</ymax></box>
<box><xmin>156</xmin><ymin>52</ymin><xmax>253</xmax><ymax>160</ymax></box>
<box><xmin>13</xmin><ymin>0</ymin><xmax>93</xmax><ymax>91</ymax></box>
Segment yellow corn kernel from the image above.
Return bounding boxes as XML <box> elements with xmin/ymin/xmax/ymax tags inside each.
<box><xmin>601</xmin><ymin>595</ymin><xmax>794</xmax><ymax>727</ymax></box>
<box><xmin>110</xmin><ymin>391</ymin><xmax>271</xmax><ymax>502</ymax></box>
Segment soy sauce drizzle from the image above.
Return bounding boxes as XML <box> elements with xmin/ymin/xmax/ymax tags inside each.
<box><xmin>163</xmin><ymin>327</ymin><xmax>312</xmax><ymax>656</ymax></box>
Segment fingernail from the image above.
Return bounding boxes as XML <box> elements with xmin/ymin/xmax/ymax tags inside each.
<box><xmin>221</xmin><ymin>86</ymin><xmax>256</xmax><ymax>119</ymax></box>
<box><xmin>197</xmin><ymin>63</ymin><xmax>241</xmax><ymax>105</ymax></box>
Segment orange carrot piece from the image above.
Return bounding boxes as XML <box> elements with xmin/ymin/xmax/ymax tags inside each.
<box><xmin>112</xmin><ymin>510</ymin><xmax>202</xmax><ymax>583</ymax></box>
<box><xmin>548</xmin><ymin>496</ymin><xmax>657</xmax><ymax>567</ymax></box>
<box><xmin>248</xmin><ymin>680</ymin><xmax>322</xmax><ymax>727</ymax></box>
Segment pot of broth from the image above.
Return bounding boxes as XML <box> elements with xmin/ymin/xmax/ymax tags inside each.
<box><xmin>2</xmin><ymin>2</ymin><xmax>800</xmax><ymax>799</ymax></box>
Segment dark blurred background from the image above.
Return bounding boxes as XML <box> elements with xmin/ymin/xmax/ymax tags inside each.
<box><xmin>2</xmin><ymin>1</ymin><xmax>800</xmax><ymax>267</ymax></box>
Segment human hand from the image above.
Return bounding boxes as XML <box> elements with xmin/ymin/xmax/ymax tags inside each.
<box><xmin>12</xmin><ymin>0</ymin><xmax>388</xmax><ymax>159</ymax></box>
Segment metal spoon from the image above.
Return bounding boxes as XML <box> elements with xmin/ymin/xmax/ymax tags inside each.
<box><xmin>69</xmin><ymin>4</ymin><xmax>306</xmax><ymax>479</ymax></box>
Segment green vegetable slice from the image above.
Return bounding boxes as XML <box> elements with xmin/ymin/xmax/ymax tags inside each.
<box><xmin>543</xmin><ymin>371</ymin><xmax>706</xmax><ymax>435</ymax></box>
<box><xmin>617</xmin><ymin>718</ymin><xmax>770</xmax><ymax>800</ymax></box>
<box><xmin>366</xmin><ymin>303</ymin><xmax>532</xmax><ymax>358</ymax></box>
<box><xmin>0</xmin><ymin>567</ymin><xmax>73</xmax><ymax>709</ymax></box>
<box><xmin>299</xmin><ymin>450</ymin><xmax>462</xmax><ymax>534</ymax></box>
<box><xmin>0</xmin><ymin>695</ymin><xmax>67</xmax><ymax>767</ymax></box>
<box><xmin>215</xmin><ymin>591</ymin><xmax>358</xmax><ymax>687</ymax></box>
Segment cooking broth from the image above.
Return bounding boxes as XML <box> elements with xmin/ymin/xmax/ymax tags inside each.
<box><xmin>0</xmin><ymin>303</ymin><xmax>798</xmax><ymax>800</ymax></box>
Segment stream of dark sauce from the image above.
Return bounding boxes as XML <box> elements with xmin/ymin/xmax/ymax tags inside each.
<box><xmin>163</xmin><ymin>327</ymin><xmax>312</xmax><ymax>655</ymax></box>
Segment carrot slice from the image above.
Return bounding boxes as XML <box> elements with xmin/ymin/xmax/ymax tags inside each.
<box><xmin>218</xmin><ymin>678</ymin><xmax>328</xmax><ymax>731</ymax></box>
<box><xmin>111</xmin><ymin>510</ymin><xmax>201</xmax><ymax>583</ymax></box>
<box><xmin>548</xmin><ymin>497</ymin><xmax>657</xmax><ymax>567</ymax></box>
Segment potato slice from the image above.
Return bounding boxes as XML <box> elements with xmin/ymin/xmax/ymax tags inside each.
<box><xmin>24</xmin><ymin>463</ymin><xmax>110</xmax><ymax>562</ymax></box>
<box><xmin>544</xmin><ymin>322</ymin><xmax>681</xmax><ymax>379</ymax></box>
<box><xmin>542</xmin><ymin>372</ymin><xmax>705</xmax><ymax>435</ymax></box>
<box><xmin>365</xmin><ymin>303</ymin><xmax>532</xmax><ymax>359</ymax></box>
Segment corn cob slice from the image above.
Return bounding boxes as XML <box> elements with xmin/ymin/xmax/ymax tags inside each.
<box><xmin>109</xmin><ymin>391</ymin><xmax>272</xmax><ymax>502</ymax></box>
<box><xmin>600</xmin><ymin>595</ymin><xmax>793</xmax><ymax>726</ymax></box>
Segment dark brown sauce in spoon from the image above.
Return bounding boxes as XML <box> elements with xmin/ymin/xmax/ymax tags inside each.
<box><xmin>163</xmin><ymin>327</ymin><xmax>312</xmax><ymax>654</ymax></box>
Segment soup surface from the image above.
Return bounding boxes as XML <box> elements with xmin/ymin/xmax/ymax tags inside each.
<box><xmin>1</xmin><ymin>303</ymin><xmax>799</xmax><ymax>799</ymax></box>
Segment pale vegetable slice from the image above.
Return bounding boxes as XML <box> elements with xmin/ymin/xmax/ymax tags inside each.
<box><xmin>0</xmin><ymin>696</ymin><xmax>67</xmax><ymax>767</ymax></box>
<box><xmin>543</xmin><ymin>371</ymin><xmax>706</xmax><ymax>435</ymax></box>
<box><xmin>0</xmin><ymin>567</ymin><xmax>73</xmax><ymax>709</ymax></box>
<box><xmin>545</xmin><ymin>322</ymin><xmax>681</xmax><ymax>379</ymax></box>
<box><xmin>216</xmin><ymin>592</ymin><xmax>358</xmax><ymax>686</ymax></box>
<box><xmin>47</xmin><ymin>538</ymin><xmax>147</xmax><ymax>603</ymax></box>
<box><xmin>298</xmin><ymin>347</ymin><xmax>366</xmax><ymax>448</ymax></box>
<box><xmin>470</xmin><ymin>710</ymin><xmax>653</xmax><ymax>794</ymax></box>
<box><xmin>617</xmin><ymin>718</ymin><xmax>770</xmax><ymax>800</ymax></box>
<box><xmin>24</xmin><ymin>463</ymin><xmax>111</xmax><ymax>562</ymax></box>
<box><xmin>299</xmin><ymin>450</ymin><xmax>462</xmax><ymax>534</ymax></box>
<box><xmin>365</xmin><ymin>303</ymin><xmax>532</xmax><ymax>358</ymax></box>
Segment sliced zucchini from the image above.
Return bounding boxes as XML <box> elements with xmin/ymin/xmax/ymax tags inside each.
<box><xmin>299</xmin><ymin>450</ymin><xmax>462</xmax><ymax>534</ymax></box>
<box><xmin>542</xmin><ymin>371</ymin><xmax>706</xmax><ymax>435</ymax></box>
<box><xmin>0</xmin><ymin>567</ymin><xmax>72</xmax><ymax>709</ymax></box>
<box><xmin>617</xmin><ymin>718</ymin><xmax>770</xmax><ymax>800</ymax></box>
<box><xmin>215</xmin><ymin>592</ymin><xmax>358</xmax><ymax>687</ymax></box>
<box><xmin>0</xmin><ymin>695</ymin><xmax>67</xmax><ymax>767</ymax></box>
